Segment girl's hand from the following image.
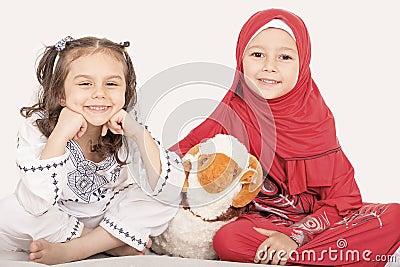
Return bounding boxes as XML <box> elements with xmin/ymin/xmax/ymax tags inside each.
<box><xmin>40</xmin><ymin>108</ymin><xmax>87</xmax><ymax>160</ymax></box>
<box><xmin>53</xmin><ymin>107</ymin><xmax>87</xmax><ymax>141</ymax></box>
<box><xmin>101</xmin><ymin>110</ymin><xmax>142</xmax><ymax>138</ymax></box>
<box><xmin>103</xmin><ymin>110</ymin><xmax>161</xmax><ymax>190</ymax></box>
<box><xmin>253</xmin><ymin>228</ymin><xmax>298</xmax><ymax>265</ymax></box>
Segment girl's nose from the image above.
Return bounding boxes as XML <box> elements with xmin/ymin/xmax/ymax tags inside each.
<box><xmin>92</xmin><ymin>85</ymin><xmax>106</xmax><ymax>99</ymax></box>
<box><xmin>263</xmin><ymin>59</ymin><xmax>277</xmax><ymax>73</ymax></box>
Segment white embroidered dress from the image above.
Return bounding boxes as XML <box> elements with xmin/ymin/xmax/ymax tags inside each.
<box><xmin>0</xmin><ymin>112</ymin><xmax>184</xmax><ymax>252</ymax></box>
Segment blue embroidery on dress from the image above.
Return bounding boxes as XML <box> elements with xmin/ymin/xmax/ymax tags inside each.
<box><xmin>102</xmin><ymin>183</ymin><xmax>132</xmax><ymax>211</ymax></box>
<box><xmin>102</xmin><ymin>217</ymin><xmax>147</xmax><ymax>247</ymax></box>
<box><xmin>67</xmin><ymin>140</ymin><xmax>116</xmax><ymax>171</ymax></box>
<box><xmin>67</xmin><ymin>161</ymin><xmax>108</xmax><ymax>202</ymax></box>
<box><xmin>66</xmin><ymin>140</ymin><xmax>118</xmax><ymax>203</ymax></box>
<box><xmin>93</xmin><ymin>188</ymin><xmax>108</xmax><ymax>201</ymax></box>
<box><xmin>110</xmin><ymin>165</ymin><xmax>121</xmax><ymax>183</ymax></box>
<box><xmin>17</xmin><ymin>158</ymin><xmax>67</xmax><ymax>172</ymax></box>
<box><xmin>66</xmin><ymin>220</ymin><xmax>81</xmax><ymax>241</ymax></box>
<box><xmin>51</xmin><ymin>173</ymin><xmax>60</xmax><ymax>205</ymax></box>
<box><xmin>153</xmin><ymin>149</ymin><xmax>174</xmax><ymax>196</ymax></box>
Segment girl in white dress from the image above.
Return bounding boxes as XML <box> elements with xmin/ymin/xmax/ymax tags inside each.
<box><xmin>0</xmin><ymin>36</ymin><xmax>185</xmax><ymax>264</ymax></box>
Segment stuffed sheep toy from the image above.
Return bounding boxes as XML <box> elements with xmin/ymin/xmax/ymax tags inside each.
<box><xmin>151</xmin><ymin>134</ymin><xmax>263</xmax><ymax>260</ymax></box>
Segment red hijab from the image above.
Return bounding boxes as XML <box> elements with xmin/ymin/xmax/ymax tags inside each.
<box><xmin>170</xmin><ymin>9</ymin><xmax>341</xmax><ymax>194</ymax></box>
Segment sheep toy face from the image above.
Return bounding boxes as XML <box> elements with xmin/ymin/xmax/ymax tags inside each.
<box><xmin>197</xmin><ymin>153</ymin><xmax>242</xmax><ymax>194</ymax></box>
<box><xmin>151</xmin><ymin>134</ymin><xmax>264</xmax><ymax>260</ymax></box>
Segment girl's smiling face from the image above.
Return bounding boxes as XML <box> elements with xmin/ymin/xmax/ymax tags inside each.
<box><xmin>242</xmin><ymin>28</ymin><xmax>299</xmax><ymax>99</ymax></box>
<box><xmin>62</xmin><ymin>52</ymin><xmax>126</xmax><ymax>126</ymax></box>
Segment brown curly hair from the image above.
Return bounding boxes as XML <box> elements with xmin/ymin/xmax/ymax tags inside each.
<box><xmin>20</xmin><ymin>36</ymin><xmax>137</xmax><ymax>164</ymax></box>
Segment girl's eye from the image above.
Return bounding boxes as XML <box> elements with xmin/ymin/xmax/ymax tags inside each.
<box><xmin>251</xmin><ymin>52</ymin><xmax>264</xmax><ymax>58</ymax></box>
<box><xmin>279</xmin><ymin>54</ymin><xmax>293</xmax><ymax>60</ymax></box>
<box><xmin>106</xmin><ymin>82</ymin><xmax>118</xmax><ymax>86</ymax></box>
<box><xmin>79</xmin><ymin>82</ymin><xmax>91</xmax><ymax>86</ymax></box>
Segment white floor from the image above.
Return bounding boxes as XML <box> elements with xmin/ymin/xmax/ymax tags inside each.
<box><xmin>0</xmin><ymin>251</ymin><xmax>269</xmax><ymax>267</ymax></box>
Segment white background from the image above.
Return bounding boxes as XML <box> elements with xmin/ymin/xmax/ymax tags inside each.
<box><xmin>0</xmin><ymin>0</ymin><xmax>398</xmax><ymax>203</ymax></box>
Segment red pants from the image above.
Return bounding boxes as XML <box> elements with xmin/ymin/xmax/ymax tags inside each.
<box><xmin>213</xmin><ymin>203</ymin><xmax>400</xmax><ymax>266</ymax></box>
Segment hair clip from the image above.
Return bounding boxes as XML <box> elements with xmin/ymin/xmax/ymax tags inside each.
<box><xmin>120</xmin><ymin>41</ymin><xmax>130</xmax><ymax>48</ymax></box>
<box><xmin>55</xmin><ymin>36</ymin><xmax>75</xmax><ymax>52</ymax></box>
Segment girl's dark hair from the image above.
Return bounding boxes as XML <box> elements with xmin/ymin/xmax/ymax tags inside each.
<box><xmin>20</xmin><ymin>36</ymin><xmax>137</xmax><ymax>164</ymax></box>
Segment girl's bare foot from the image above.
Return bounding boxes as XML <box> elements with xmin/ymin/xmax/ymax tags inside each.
<box><xmin>28</xmin><ymin>229</ymin><xmax>151</xmax><ymax>264</ymax></box>
<box><xmin>29</xmin><ymin>239</ymin><xmax>85</xmax><ymax>265</ymax></box>
<box><xmin>106</xmin><ymin>239</ymin><xmax>152</xmax><ymax>256</ymax></box>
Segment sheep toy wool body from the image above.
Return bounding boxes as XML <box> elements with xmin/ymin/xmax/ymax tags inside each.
<box><xmin>151</xmin><ymin>134</ymin><xmax>263</xmax><ymax>259</ymax></box>
<box><xmin>150</xmin><ymin>196</ymin><xmax>237</xmax><ymax>259</ymax></box>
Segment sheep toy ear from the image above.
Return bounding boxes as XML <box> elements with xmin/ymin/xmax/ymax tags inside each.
<box><xmin>232</xmin><ymin>155</ymin><xmax>263</xmax><ymax>208</ymax></box>
<box><xmin>181</xmin><ymin>144</ymin><xmax>201</xmax><ymax>192</ymax></box>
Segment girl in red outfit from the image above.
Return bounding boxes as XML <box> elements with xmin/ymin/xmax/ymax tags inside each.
<box><xmin>170</xmin><ymin>8</ymin><xmax>400</xmax><ymax>266</ymax></box>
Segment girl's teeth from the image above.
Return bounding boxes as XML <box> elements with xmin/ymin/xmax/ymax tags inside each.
<box><xmin>89</xmin><ymin>106</ymin><xmax>107</xmax><ymax>110</ymax></box>
<box><xmin>261</xmin><ymin>79</ymin><xmax>277</xmax><ymax>84</ymax></box>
